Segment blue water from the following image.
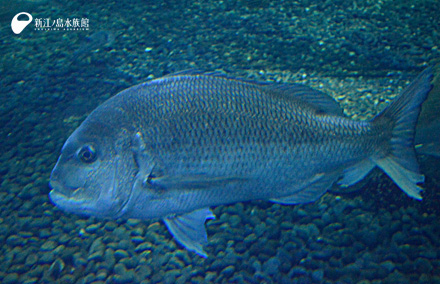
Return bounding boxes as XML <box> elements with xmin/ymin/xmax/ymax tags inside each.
<box><xmin>0</xmin><ymin>0</ymin><xmax>439</xmax><ymax>283</ymax></box>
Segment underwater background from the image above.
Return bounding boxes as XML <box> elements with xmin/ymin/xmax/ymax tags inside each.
<box><xmin>1</xmin><ymin>0</ymin><xmax>439</xmax><ymax>283</ymax></box>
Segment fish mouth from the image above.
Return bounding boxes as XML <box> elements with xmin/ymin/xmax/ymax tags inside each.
<box><xmin>49</xmin><ymin>180</ymin><xmax>93</xmax><ymax>213</ymax></box>
<box><xmin>49</xmin><ymin>180</ymin><xmax>77</xmax><ymax>197</ymax></box>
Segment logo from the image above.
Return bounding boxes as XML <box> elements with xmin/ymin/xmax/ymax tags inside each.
<box><xmin>11</xmin><ymin>12</ymin><xmax>89</xmax><ymax>34</ymax></box>
<box><xmin>11</xmin><ymin>12</ymin><xmax>33</xmax><ymax>34</ymax></box>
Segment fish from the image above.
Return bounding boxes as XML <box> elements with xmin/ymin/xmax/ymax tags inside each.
<box><xmin>49</xmin><ymin>68</ymin><xmax>433</xmax><ymax>257</ymax></box>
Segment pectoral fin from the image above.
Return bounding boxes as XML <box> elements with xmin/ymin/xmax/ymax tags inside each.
<box><xmin>163</xmin><ymin>208</ymin><xmax>215</xmax><ymax>257</ymax></box>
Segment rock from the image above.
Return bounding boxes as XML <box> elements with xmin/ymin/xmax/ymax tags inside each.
<box><xmin>39</xmin><ymin>251</ymin><xmax>56</xmax><ymax>264</ymax></box>
<box><xmin>88</xmin><ymin>251</ymin><xmax>104</xmax><ymax>262</ymax></box>
<box><xmin>169</xmin><ymin>256</ymin><xmax>185</xmax><ymax>269</ymax></box>
<box><xmin>380</xmin><ymin>260</ymin><xmax>395</xmax><ymax>272</ymax></box>
<box><xmin>3</xmin><ymin>273</ymin><xmax>19</xmax><ymax>284</ymax></box>
<box><xmin>73</xmin><ymin>252</ymin><xmax>87</xmax><ymax>267</ymax></box>
<box><xmin>414</xmin><ymin>257</ymin><xmax>433</xmax><ymax>273</ymax></box>
<box><xmin>254</xmin><ymin>223</ymin><xmax>266</xmax><ymax>237</ymax></box>
<box><xmin>263</xmin><ymin>257</ymin><xmax>280</xmax><ymax>276</ymax></box>
<box><xmin>85</xmin><ymin>223</ymin><xmax>100</xmax><ymax>233</ymax></box>
<box><xmin>41</xmin><ymin>240</ymin><xmax>57</xmax><ymax>251</ymax></box>
<box><xmin>311</xmin><ymin>269</ymin><xmax>324</xmax><ymax>282</ymax></box>
<box><xmin>114</xmin><ymin>249</ymin><xmax>129</xmax><ymax>260</ymax></box>
<box><xmin>58</xmin><ymin>275</ymin><xmax>75</xmax><ymax>284</ymax></box>
<box><xmin>112</xmin><ymin>264</ymin><xmax>135</xmax><ymax>284</ymax></box>
<box><xmin>120</xmin><ymin>256</ymin><xmax>138</xmax><ymax>269</ymax></box>
<box><xmin>104</xmin><ymin>221</ymin><xmax>118</xmax><ymax>231</ymax></box>
<box><xmin>104</xmin><ymin>248</ymin><xmax>115</xmax><ymax>270</ymax></box>
<box><xmin>25</xmin><ymin>254</ymin><xmax>39</xmax><ymax>267</ymax></box>
<box><xmin>135</xmin><ymin>242</ymin><xmax>153</xmax><ymax>253</ymax></box>
<box><xmin>118</xmin><ymin>239</ymin><xmax>132</xmax><ymax>250</ymax></box>
<box><xmin>131</xmin><ymin>236</ymin><xmax>145</xmax><ymax>244</ymax></box>
<box><xmin>49</xmin><ymin>258</ymin><xmax>65</xmax><ymax>278</ymax></box>
<box><xmin>244</xmin><ymin>233</ymin><xmax>257</xmax><ymax>243</ymax></box>
<box><xmin>96</xmin><ymin>269</ymin><xmax>108</xmax><ymax>281</ymax></box>
<box><xmin>21</xmin><ymin>277</ymin><xmax>39</xmax><ymax>284</ymax></box>
<box><xmin>163</xmin><ymin>269</ymin><xmax>180</xmax><ymax>284</ymax></box>
<box><xmin>113</xmin><ymin>227</ymin><xmax>129</xmax><ymax>240</ymax></box>
<box><xmin>288</xmin><ymin>266</ymin><xmax>307</xmax><ymax>278</ymax></box>
<box><xmin>89</xmin><ymin>237</ymin><xmax>105</xmax><ymax>253</ymax></box>
<box><xmin>205</xmin><ymin>272</ymin><xmax>217</xmax><ymax>282</ymax></box>
<box><xmin>126</xmin><ymin>219</ymin><xmax>141</xmax><ymax>227</ymax></box>
<box><xmin>6</xmin><ymin>235</ymin><xmax>23</xmax><ymax>246</ymax></box>
<box><xmin>384</xmin><ymin>270</ymin><xmax>410</xmax><ymax>284</ymax></box>
<box><xmin>220</xmin><ymin>265</ymin><xmax>235</xmax><ymax>277</ymax></box>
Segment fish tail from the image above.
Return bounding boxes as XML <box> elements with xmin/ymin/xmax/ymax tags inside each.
<box><xmin>372</xmin><ymin>68</ymin><xmax>433</xmax><ymax>199</ymax></box>
<box><xmin>339</xmin><ymin>68</ymin><xmax>433</xmax><ymax>199</ymax></box>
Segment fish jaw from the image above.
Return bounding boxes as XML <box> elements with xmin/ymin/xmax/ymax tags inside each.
<box><xmin>49</xmin><ymin>179</ymin><xmax>121</xmax><ymax>218</ymax></box>
<box><xmin>49</xmin><ymin>180</ymin><xmax>101</xmax><ymax>216</ymax></box>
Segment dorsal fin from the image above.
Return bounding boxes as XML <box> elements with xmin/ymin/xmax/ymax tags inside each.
<box><xmin>263</xmin><ymin>83</ymin><xmax>345</xmax><ymax>116</ymax></box>
<box><xmin>159</xmin><ymin>70</ymin><xmax>345</xmax><ymax>116</ymax></box>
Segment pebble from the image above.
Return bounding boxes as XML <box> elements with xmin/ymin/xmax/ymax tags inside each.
<box><xmin>41</xmin><ymin>240</ymin><xmax>57</xmax><ymax>251</ymax></box>
<box><xmin>104</xmin><ymin>248</ymin><xmax>116</xmax><ymax>270</ymax></box>
<box><xmin>263</xmin><ymin>257</ymin><xmax>280</xmax><ymax>276</ymax></box>
<box><xmin>205</xmin><ymin>272</ymin><xmax>217</xmax><ymax>282</ymax></box>
<box><xmin>73</xmin><ymin>252</ymin><xmax>87</xmax><ymax>267</ymax></box>
<box><xmin>85</xmin><ymin>223</ymin><xmax>100</xmax><ymax>233</ymax></box>
<box><xmin>39</xmin><ymin>251</ymin><xmax>55</xmax><ymax>264</ymax></box>
<box><xmin>22</xmin><ymin>277</ymin><xmax>39</xmax><ymax>284</ymax></box>
<box><xmin>88</xmin><ymin>251</ymin><xmax>104</xmax><ymax>262</ymax></box>
<box><xmin>114</xmin><ymin>249</ymin><xmax>129</xmax><ymax>260</ymax></box>
<box><xmin>126</xmin><ymin>219</ymin><xmax>141</xmax><ymax>227</ymax></box>
<box><xmin>49</xmin><ymin>258</ymin><xmax>65</xmax><ymax>278</ymax></box>
<box><xmin>25</xmin><ymin>254</ymin><xmax>38</xmax><ymax>266</ymax></box>
<box><xmin>311</xmin><ymin>269</ymin><xmax>324</xmax><ymax>282</ymax></box>
<box><xmin>220</xmin><ymin>265</ymin><xmax>235</xmax><ymax>277</ymax></box>
<box><xmin>414</xmin><ymin>257</ymin><xmax>433</xmax><ymax>273</ymax></box>
<box><xmin>380</xmin><ymin>260</ymin><xmax>396</xmax><ymax>272</ymax></box>
<box><xmin>135</xmin><ymin>242</ymin><xmax>152</xmax><ymax>252</ymax></box>
<box><xmin>244</xmin><ymin>233</ymin><xmax>257</xmax><ymax>243</ymax></box>
<box><xmin>6</xmin><ymin>235</ymin><xmax>23</xmax><ymax>246</ymax></box>
<box><xmin>3</xmin><ymin>273</ymin><xmax>19</xmax><ymax>284</ymax></box>
<box><xmin>104</xmin><ymin>221</ymin><xmax>118</xmax><ymax>231</ymax></box>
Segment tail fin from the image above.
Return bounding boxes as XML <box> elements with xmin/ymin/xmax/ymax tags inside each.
<box><xmin>373</xmin><ymin>68</ymin><xmax>433</xmax><ymax>199</ymax></box>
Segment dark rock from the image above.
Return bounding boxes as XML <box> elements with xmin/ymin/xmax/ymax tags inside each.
<box><xmin>220</xmin><ymin>265</ymin><xmax>235</xmax><ymax>277</ymax></box>
<box><xmin>263</xmin><ymin>256</ymin><xmax>280</xmax><ymax>276</ymax></box>
<box><xmin>204</xmin><ymin>272</ymin><xmax>217</xmax><ymax>282</ymax></box>
<box><xmin>49</xmin><ymin>258</ymin><xmax>65</xmax><ymax>278</ymax></box>
<box><xmin>414</xmin><ymin>257</ymin><xmax>433</xmax><ymax>273</ymax></box>
<box><xmin>383</xmin><ymin>270</ymin><xmax>410</xmax><ymax>284</ymax></box>
<box><xmin>3</xmin><ymin>273</ymin><xmax>19</xmax><ymax>284</ymax></box>
<box><xmin>288</xmin><ymin>266</ymin><xmax>307</xmax><ymax>278</ymax></box>
<box><xmin>311</xmin><ymin>269</ymin><xmax>324</xmax><ymax>282</ymax></box>
<box><xmin>25</xmin><ymin>254</ymin><xmax>38</xmax><ymax>267</ymax></box>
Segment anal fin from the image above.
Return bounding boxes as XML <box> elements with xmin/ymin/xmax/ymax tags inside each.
<box><xmin>338</xmin><ymin>159</ymin><xmax>375</xmax><ymax>187</ymax></box>
<box><xmin>270</xmin><ymin>173</ymin><xmax>339</xmax><ymax>205</ymax></box>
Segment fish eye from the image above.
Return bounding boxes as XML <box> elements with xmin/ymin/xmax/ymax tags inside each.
<box><xmin>78</xmin><ymin>145</ymin><xmax>97</xmax><ymax>163</ymax></box>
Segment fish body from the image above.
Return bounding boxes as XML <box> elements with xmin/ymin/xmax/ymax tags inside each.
<box><xmin>49</xmin><ymin>69</ymin><xmax>433</xmax><ymax>256</ymax></box>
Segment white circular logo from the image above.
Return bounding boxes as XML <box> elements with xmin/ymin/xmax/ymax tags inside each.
<box><xmin>11</xmin><ymin>12</ymin><xmax>33</xmax><ymax>34</ymax></box>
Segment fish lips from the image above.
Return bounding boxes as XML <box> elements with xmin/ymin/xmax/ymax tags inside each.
<box><xmin>49</xmin><ymin>180</ymin><xmax>97</xmax><ymax>216</ymax></box>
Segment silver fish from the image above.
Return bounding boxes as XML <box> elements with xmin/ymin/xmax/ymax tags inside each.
<box><xmin>49</xmin><ymin>69</ymin><xmax>433</xmax><ymax>257</ymax></box>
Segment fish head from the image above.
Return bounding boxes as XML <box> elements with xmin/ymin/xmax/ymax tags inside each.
<box><xmin>49</xmin><ymin>114</ymin><xmax>137</xmax><ymax>219</ymax></box>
